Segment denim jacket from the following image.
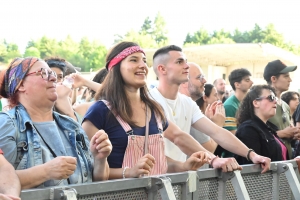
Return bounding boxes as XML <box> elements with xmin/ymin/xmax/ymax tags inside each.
<box><xmin>0</xmin><ymin>104</ymin><xmax>93</xmax><ymax>188</ymax></box>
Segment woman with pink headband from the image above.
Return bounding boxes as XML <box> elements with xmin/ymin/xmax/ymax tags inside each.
<box><xmin>82</xmin><ymin>42</ymin><xmax>210</xmax><ymax>179</ymax></box>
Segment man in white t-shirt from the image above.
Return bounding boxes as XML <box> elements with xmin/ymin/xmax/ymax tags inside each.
<box><xmin>150</xmin><ymin>45</ymin><xmax>271</xmax><ymax>173</ymax></box>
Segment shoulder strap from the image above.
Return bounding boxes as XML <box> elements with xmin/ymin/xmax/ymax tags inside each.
<box><xmin>153</xmin><ymin>111</ymin><xmax>163</xmax><ymax>133</ymax></box>
<box><xmin>101</xmin><ymin>100</ymin><xmax>133</xmax><ymax>135</ymax></box>
<box><xmin>5</xmin><ymin>109</ymin><xmax>28</xmax><ymax>169</ymax></box>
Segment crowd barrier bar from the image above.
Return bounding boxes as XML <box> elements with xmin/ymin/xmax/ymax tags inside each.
<box><xmin>20</xmin><ymin>160</ymin><xmax>300</xmax><ymax>200</ymax></box>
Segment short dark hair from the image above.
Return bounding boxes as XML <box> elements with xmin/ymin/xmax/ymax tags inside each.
<box><xmin>196</xmin><ymin>84</ymin><xmax>214</xmax><ymax>111</ymax></box>
<box><xmin>228</xmin><ymin>68</ymin><xmax>251</xmax><ymax>91</ymax></box>
<box><xmin>44</xmin><ymin>57</ymin><xmax>67</xmax><ymax>76</ymax></box>
<box><xmin>281</xmin><ymin>91</ymin><xmax>300</xmax><ymax>106</ymax></box>
<box><xmin>153</xmin><ymin>45</ymin><xmax>182</xmax><ymax>60</ymax></box>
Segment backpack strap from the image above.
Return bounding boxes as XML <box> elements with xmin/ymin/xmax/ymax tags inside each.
<box><xmin>101</xmin><ymin>100</ymin><xmax>133</xmax><ymax>135</ymax></box>
<box><xmin>5</xmin><ymin>109</ymin><xmax>28</xmax><ymax>169</ymax></box>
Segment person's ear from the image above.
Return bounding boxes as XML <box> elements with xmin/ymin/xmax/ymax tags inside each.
<box><xmin>253</xmin><ymin>99</ymin><xmax>259</xmax><ymax>108</ymax></box>
<box><xmin>18</xmin><ymin>81</ymin><xmax>26</xmax><ymax>92</ymax></box>
<box><xmin>158</xmin><ymin>64</ymin><xmax>167</xmax><ymax>75</ymax></box>
<box><xmin>203</xmin><ymin>95</ymin><xmax>208</xmax><ymax>101</ymax></box>
<box><xmin>234</xmin><ymin>82</ymin><xmax>239</xmax><ymax>89</ymax></box>
<box><xmin>270</xmin><ymin>76</ymin><xmax>277</xmax><ymax>83</ymax></box>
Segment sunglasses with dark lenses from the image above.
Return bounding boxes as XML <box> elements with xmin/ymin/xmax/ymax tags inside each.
<box><xmin>46</xmin><ymin>60</ymin><xmax>66</xmax><ymax>67</ymax></box>
<box><xmin>255</xmin><ymin>95</ymin><xmax>278</xmax><ymax>102</ymax></box>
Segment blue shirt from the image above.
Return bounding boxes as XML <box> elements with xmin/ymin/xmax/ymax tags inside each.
<box><xmin>83</xmin><ymin>101</ymin><xmax>168</xmax><ymax>168</ymax></box>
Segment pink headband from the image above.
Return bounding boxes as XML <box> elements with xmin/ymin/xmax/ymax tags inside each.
<box><xmin>107</xmin><ymin>46</ymin><xmax>145</xmax><ymax>70</ymax></box>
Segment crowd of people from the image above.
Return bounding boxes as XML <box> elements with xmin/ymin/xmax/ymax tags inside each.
<box><xmin>1</xmin><ymin>41</ymin><xmax>300</xmax><ymax>199</ymax></box>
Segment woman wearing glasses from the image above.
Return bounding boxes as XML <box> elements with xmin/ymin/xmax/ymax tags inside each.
<box><xmin>234</xmin><ymin>85</ymin><xmax>288</xmax><ymax>164</ymax></box>
<box><xmin>0</xmin><ymin>57</ymin><xmax>112</xmax><ymax>189</ymax></box>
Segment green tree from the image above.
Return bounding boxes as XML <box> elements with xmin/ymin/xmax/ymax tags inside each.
<box><xmin>115</xmin><ymin>29</ymin><xmax>159</xmax><ymax>48</ymax></box>
<box><xmin>152</xmin><ymin>12</ymin><xmax>169</xmax><ymax>45</ymax></box>
<box><xmin>140</xmin><ymin>17</ymin><xmax>152</xmax><ymax>35</ymax></box>
<box><xmin>184</xmin><ymin>28</ymin><xmax>211</xmax><ymax>46</ymax></box>
<box><xmin>23</xmin><ymin>47</ymin><xmax>41</xmax><ymax>57</ymax></box>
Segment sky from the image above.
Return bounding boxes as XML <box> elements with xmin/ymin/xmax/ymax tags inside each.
<box><xmin>1</xmin><ymin>0</ymin><xmax>300</xmax><ymax>53</ymax></box>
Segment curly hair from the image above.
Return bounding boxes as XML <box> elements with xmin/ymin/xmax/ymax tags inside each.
<box><xmin>236</xmin><ymin>84</ymin><xmax>275</xmax><ymax>126</ymax></box>
<box><xmin>281</xmin><ymin>91</ymin><xmax>299</xmax><ymax>106</ymax></box>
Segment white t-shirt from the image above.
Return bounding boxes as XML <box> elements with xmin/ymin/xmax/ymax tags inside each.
<box><xmin>150</xmin><ymin>87</ymin><xmax>205</xmax><ymax>162</ymax></box>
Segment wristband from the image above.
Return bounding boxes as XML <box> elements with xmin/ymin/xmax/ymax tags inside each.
<box><xmin>210</xmin><ymin>156</ymin><xmax>219</xmax><ymax>168</ymax></box>
<box><xmin>122</xmin><ymin>167</ymin><xmax>128</xmax><ymax>179</ymax></box>
<box><xmin>246</xmin><ymin>149</ymin><xmax>255</xmax><ymax>161</ymax></box>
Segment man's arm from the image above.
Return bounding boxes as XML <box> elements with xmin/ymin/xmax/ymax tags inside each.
<box><xmin>164</xmin><ymin>121</ymin><xmax>243</xmax><ymax>172</ymax></box>
<box><xmin>0</xmin><ymin>154</ymin><xmax>20</xmax><ymax>198</ymax></box>
<box><xmin>192</xmin><ymin>117</ymin><xmax>271</xmax><ymax>173</ymax></box>
<box><xmin>201</xmin><ymin>139</ymin><xmax>218</xmax><ymax>153</ymax></box>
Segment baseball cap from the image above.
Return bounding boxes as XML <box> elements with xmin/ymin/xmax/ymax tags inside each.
<box><xmin>263</xmin><ymin>60</ymin><xmax>297</xmax><ymax>81</ymax></box>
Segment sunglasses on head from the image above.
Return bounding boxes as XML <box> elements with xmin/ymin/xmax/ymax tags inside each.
<box><xmin>255</xmin><ymin>95</ymin><xmax>278</xmax><ymax>102</ymax></box>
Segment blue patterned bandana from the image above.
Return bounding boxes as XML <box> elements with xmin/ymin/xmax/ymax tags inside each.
<box><xmin>5</xmin><ymin>57</ymin><xmax>39</xmax><ymax>96</ymax></box>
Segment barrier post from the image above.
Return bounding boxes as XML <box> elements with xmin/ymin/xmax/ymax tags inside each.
<box><xmin>277</xmin><ymin>163</ymin><xmax>300</xmax><ymax>199</ymax></box>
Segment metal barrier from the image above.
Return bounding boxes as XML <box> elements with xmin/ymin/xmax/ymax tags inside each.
<box><xmin>21</xmin><ymin>160</ymin><xmax>300</xmax><ymax>200</ymax></box>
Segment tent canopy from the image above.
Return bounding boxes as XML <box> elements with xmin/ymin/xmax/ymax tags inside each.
<box><xmin>145</xmin><ymin>43</ymin><xmax>300</xmax><ymax>67</ymax></box>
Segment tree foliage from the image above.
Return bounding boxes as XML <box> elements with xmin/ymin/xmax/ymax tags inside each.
<box><xmin>0</xmin><ymin>39</ymin><xmax>21</xmax><ymax>64</ymax></box>
<box><xmin>184</xmin><ymin>23</ymin><xmax>300</xmax><ymax>55</ymax></box>
<box><xmin>23</xmin><ymin>36</ymin><xmax>107</xmax><ymax>72</ymax></box>
<box><xmin>115</xmin><ymin>12</ymin><xmax>169</xmax><ymax>48</ymax></box>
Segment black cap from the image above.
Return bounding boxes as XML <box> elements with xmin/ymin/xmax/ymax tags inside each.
<box><xmin>263</xmin><ymin>60</ymin><xmax>297</xmax><ymax>81</ymax></box>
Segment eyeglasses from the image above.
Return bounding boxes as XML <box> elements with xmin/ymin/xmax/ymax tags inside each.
<box><xmin>255</xmin><ymin>95</ymin><xmax>278</xmax><ymax>102</ymax></box>
<box><xmin>197</xmin><ymin>74</ymin><xmax>206</xmax><ymax>82</ymax></box>
<box><xmin>26</xmin><ymin>68</ymin><xmax>57</xmax><ymax>81</ymax></box>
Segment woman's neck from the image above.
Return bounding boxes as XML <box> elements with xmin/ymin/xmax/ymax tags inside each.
<box><xmin>20</xmin><ymin>101</ymin><xmax>54</xmax><ymax>122</ymax></box>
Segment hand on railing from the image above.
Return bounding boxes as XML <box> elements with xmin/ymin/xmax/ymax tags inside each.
<box><xmin>183</xmin><ymin>151</ymin><xmax>210</xmax><ymax>171</ymax></box>
<box><xmin>248</xmin><ymin>152</ymin><xmax>271</xmax><ymax>173</ymax></box>
<box><xmin>293</xmin><ymin>156</ymin><xmax>300</xmax><ymax>173</ymax></box>
<box><xmin>211</xmin><ymin>157</ymin><xmax>243</xmax><ymax>172</ymax></box>
<box><xmin>126</xmin><ymin>154</ymin><xmax>156</xmax><ymax>178</ymax></box>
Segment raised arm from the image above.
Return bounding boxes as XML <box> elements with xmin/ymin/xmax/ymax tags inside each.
<box><xmin>70</xmin><ymin>73</ymin><xmax>102</xmax><ymax>92</ymax></box>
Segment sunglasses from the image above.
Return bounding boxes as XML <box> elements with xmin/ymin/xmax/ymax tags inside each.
<box><xmin>255</xmin><ymin>95</ymin><xmax>278</xmax><ymax>102</ymax></box>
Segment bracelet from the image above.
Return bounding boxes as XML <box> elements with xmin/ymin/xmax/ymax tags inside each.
<box><xmin>122</xmin><ymin>167</ymin><xmax>128</xmax><ymax>179</ymax></box>
<box><xmin>246</xmin><ymin>149</ymin><xmax>255</xmax><ymax>161</ymax></box>
<box><xmin>210</xmin><ymin>156</ymin><xmax>219</xmax><ymax>168</ymax></box>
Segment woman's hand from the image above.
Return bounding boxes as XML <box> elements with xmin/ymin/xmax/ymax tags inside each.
<box><xmin>69</xmin><ymin>73</ymin><xmax>87</xmax><ymax>89</ymax></box>
<box><xmin>126</xmin><ymin>154</ymin><xmax>156</xmax><ymax>178</ymax></box>
<box><xmin>90</xmin><ymin>130</ymin><xmax>112</xmax><ymax>160</ymax></box>
<box><xmin>183</xmin><ymin>151</ymin><xmax>210</xmax><ymax>171</ymax></box>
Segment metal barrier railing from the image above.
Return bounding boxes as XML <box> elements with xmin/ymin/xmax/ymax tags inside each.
<box><xmin>20</xmin><ymin>160</ymin><xmax>300</xmax><ymax>200</ymax></box>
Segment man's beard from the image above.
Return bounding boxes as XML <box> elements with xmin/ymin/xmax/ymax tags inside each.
<box><xmin>218</xmin><ymin>90</ymin><xmax>225</xmax><ymax>95</ymax></box>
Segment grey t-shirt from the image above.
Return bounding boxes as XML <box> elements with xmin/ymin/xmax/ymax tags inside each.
<box><xmin>33</xmin><ymin>121</ymin><xmax>88</xmax><ymax>187</ymax></box>
<box><xmin>190</xmin><ymin>127</ymin><xmax>210</xmax><ymax>144</ymax></box>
